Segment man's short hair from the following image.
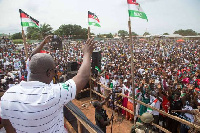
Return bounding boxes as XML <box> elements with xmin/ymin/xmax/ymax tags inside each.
<box><xmin>93</xmin><ymin>101</ymin><xmax>101</xmax><ymax>108</ymax></box>
<box><xmin>29</xmin><ymin>53</ymin><xmax>55</xmax><ymax>74</ymax></box>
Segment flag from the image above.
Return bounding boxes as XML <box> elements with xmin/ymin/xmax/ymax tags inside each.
<box><xmin>127</xmin><ymin>0</ymin><xmax>148</xmax><ymax>21</ymax></box>
<box><xmin>88</xmin><ymin>11</ymin><xmax>101</xmax><ymax>27</ymax></box>
<box><xmin>110</xmin><ymin>82</ymin><xmax>113</xmax><ymax>89</ymax></box>
<box><xmin>147</xmin><ymin>99</ymin><xmax>158</xmax><ymax>113</ymax></box>
<box><xmin>95</xmin><ymin>66</ymin><xmax>101</xmax><ymax>72</ymax></box>
<box><xmin>19</xmin><ymin>9</ymin><xmax>39</xmax><ymax>27</ymax></box>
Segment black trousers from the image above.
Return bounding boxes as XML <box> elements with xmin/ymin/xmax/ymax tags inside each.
<box><xmin>153</xmin><ymin>115</ymin><xmax>159</xmax><ymax>132</ymax></box>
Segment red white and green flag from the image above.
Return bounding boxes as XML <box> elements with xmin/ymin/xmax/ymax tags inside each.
<box><xmin>147</xmin><ymin>99</ymin><xmax>158</xmax><ymax>113</ymax></box>
<box><xmin>19</xmin><ymin>9</ymin><xmax>39</xmax><ymax>27</ymax></box>
<box><xmin>88</xmin><ymin>11</ymin><xmax>101</xmax><ymax>27</ymax></box>
<box><xmin>127</xmin><ymin>0</ymin><xmax>148</xmax><ymax>21</ymax></box>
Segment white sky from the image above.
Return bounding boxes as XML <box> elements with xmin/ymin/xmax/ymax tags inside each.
<box><xmin>0</xmin><ymin>0</ymin><xmax>200</xmax><ymax>35</ymax></box>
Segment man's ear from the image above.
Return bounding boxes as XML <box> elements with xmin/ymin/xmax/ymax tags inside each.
<box><xmin>46</xmin><ymin>70</ymin><xmax>50</xmax><ymax>77</ymax></box>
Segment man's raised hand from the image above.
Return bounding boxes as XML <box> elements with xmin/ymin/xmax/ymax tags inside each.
<box><xmin>82</xmin><ymin>37</ymin><xmax>96</xmax><ymax>55</ymax></box>
<box><xmin>44</xmin><ymin>35</ymin><xmax>53</xmax><ymax>44</ymax></box>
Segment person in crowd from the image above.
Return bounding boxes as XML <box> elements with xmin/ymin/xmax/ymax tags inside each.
<box><xmin>168</xmin><ymin>91</ymin><xmax>183</xmax><ymax>133</ymax></box>
<box><xmin>147</xmin><ymin>83</ymin><xmax>163</xmax><ymax>131</ymax></box>
<box><xmin>172</xmin><ymin>106</ymin><xmax>200</xmax><ymax>132</ymax></box>
<box><xmin>131</xmin><ymin>112</ymin><xmax>154</xmax><ymax>133</ymax></box>
<box><xmin>93</xmin><ymin>93</ymin><xmax>114</xmax><ymax>133</ymax></box>
<box><xmin>1</xmin><ymin>37</ymin><xmax>96</xmax><ymax>133</ymax></box>
<box><xmin>121</xmin><ymin>79</ymin><xmax>129</xmax><ymax>116</ymax></box>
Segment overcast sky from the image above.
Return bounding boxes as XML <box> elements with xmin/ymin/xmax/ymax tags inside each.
<box><xmin>0</xmin><ymin>0</ymin><xmax>200</xmax><ymax>35</ymax></box>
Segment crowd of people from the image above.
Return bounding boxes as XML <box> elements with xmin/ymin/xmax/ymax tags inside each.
<box><xmin>0</xmin><ymin>36</ymin><xmax>200</xmax><ymax>132</ymax></box>
<box><xmin>96</xmin><ymin>38</ymin><xmax>200</xmax><ymax>133</ymax></box>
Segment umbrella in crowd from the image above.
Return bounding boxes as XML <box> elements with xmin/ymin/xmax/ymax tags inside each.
<box><xmin>176</xmin><ymin>39</ymin><xmax>185</xmax><ymax>42</ymax></box>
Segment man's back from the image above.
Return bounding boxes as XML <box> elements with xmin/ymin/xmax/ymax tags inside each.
<box><xmin>1</xmin><ymin>79</ymin><xmax>76</xmax><ymax>133</ymax></box>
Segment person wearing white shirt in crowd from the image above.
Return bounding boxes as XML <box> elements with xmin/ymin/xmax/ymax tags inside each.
<box><xmin>100</xmin><ymin>75</ymin><xmax>106</xmax><ymax>96</ymax></box>
<box><xmin>121</xmin><ymin>79</ymin><xmax>129</xmax><ymax>116</ymax></box>
<box><xmin>148</xmin><ymin>86</ymin><xmax>163</xmax><ymax>131</ymax></box>
<box><xmin>112</xmin><ymin>76</ymin><xmax>119</xmax><ymax>90</ymax></box>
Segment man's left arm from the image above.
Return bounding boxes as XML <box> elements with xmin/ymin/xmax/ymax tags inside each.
<box><xmin>2</xmin><ymin>119</ymin><xmax>16</xmax><ymax>133</ymax></box>
<box><xmin>100</xmin><ymin>93</ymin><xmax>111</xmax><ymax>106</ymax></box>
<box><xmin>29</xmin><ymin>35</ymin><xmax>52</xmax><ymax>59</ymax></box>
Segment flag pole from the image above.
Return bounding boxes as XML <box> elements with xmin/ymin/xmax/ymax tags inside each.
<box><xmin>21</xmin><ymin>26</ymin><xmax>28</xmax><ymax>59</ymax></box>
<box><xmin>88</xmin><ymin>11</ymin><xmax>92</xmax><ymax>101</ymax></box>
<box><xmin>19</xmin><ymin>9</ymin><xmax>28</xmax><ymax>59</ymax></box>
<box><xmin>128</xmin><ymin>17</ymin><xmax>136</xmax><ymax>125</ymax></box>
<box><xmin>88</xmin><ymin>26</ymin><xmax>90</xmax><ymax>39</ymax></box>
<box><xmin>88</xmin><ymin>11</ymin><xmax>91</xmax><ymax>39</ymax></box>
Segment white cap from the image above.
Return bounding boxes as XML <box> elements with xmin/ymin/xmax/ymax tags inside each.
<box><xmin>155</xmin><ymin>79</ymin><xmax>159</xmax><ymax>84</ymax></box>
<box><xmin>123</xmin><ymin>79</ymin><xmax>127</xmax><ymax>83</ymax></box>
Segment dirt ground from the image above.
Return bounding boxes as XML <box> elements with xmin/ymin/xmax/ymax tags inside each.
<box><xmin>72</xmin><ymin>97</ymin><xmax>133</xmax><ymax>133</ymax></box>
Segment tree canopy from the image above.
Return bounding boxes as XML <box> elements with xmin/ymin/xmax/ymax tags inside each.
<box><xmin>40</xmin><ymin>23</ymin><xmax>53</xmax><ymax>38</ymax></box>
<box><xmin>131</xmin><ymin>32</ymin><xmax>138</xmax><ymax>36</ymax></box>
<box><xmin>26</xmin><ymin>23</ymin><xmax>88</xmax><ymax>39</ymax></box>
<box><xmin>11</xmin><ymin>32</ymin><xmax>22</xmax><ymax>39</ymax></box>
<box><xmin>27</xmin><ymin>23</ymin><xmax>53</xmax><ymax>40</ymax></box>
<box><xmin>163</xmin><ymin>33</ymin><xmax>169</xmax><ymax>35</ymax></box>
<box><xmin>173</xmin><ymin>29</ymin><xmax>198</xmax><ymax>36</ymax></box>
<box><xmin>143</xmin><ymin>32</ymin><xmax>150</xmax><ymax>36</ymax></box>
<box><xmin>55</xmin><ymin>24</ymin><xmax>88</xmax><ymax>39</ymax></box>
<box><xmin>97</xmin><ymin>33</ymin><xmax>113</xmax><ymax>38</ymax></box>
<box><xmin>26</xmin><ymin>27</ymin><xmax>40</xmax><ymax>40</ymax></box>
<box><xmin>118</xmin><ymin>30</ymin><xmax>128</xmax><ymax>39</ymax></box>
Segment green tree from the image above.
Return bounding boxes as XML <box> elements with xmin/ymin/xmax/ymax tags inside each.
<box><xmin>118</xmin><ymin>30</ymin><xmax>128</xmax><ymax>39</ymax></box>
<box><xmin>53</xmin><ymin>29</ymin><xmax>61</xmax><ymax>35</ymax></box>
<box><xmin>163</xmin><ymin>33</ymin><xmax>169</xmax><ymax>35</ymax></box>
<box><xmin>106</xmin><ymin>33</ymin><xmax>113</xmax><ymax>38</ymax></box>
<box><xmin>26</xmin><ymin>23</ymin><xmax>53</xmax><ymax>39</ymax></box>
<box><xmin>27</xmin><ymin>27</ymin><xmax>40</xmax><ymax>39</ymax></box>
<box><xmin>174</xmin><ymin>29</ymin><xmax>197</xmax><ymax>36</ymax></box>
<box><xmin>143</xmin><ymin>32</ymin><xmax>150</xmax><ymax>36</ymax></box>
<box><xmin>56</xmin><ymin>24</ymin><xmax>88</xmax><ymax>39</ymax></box>
<box><xmin>11</xmin><ymin>32</ymin><xmax>22</xmax><ymax>39</ymax></box>
<box><xmin>39</xmin><ymin>23</ymin><xmax>53</xmax><ymax>38</ymax></box>
<box><xmin>131</xmin><ymin>32</ymin><xmax>138</xmax><ymax>36</ymax></box>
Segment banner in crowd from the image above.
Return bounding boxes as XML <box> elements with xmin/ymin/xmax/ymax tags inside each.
<box><xmin>127</xmin><ymin>0</ymin><xmax>148</xmax><ymax>21</ymax></box>
<box><xmin>19</xmin><ymin>9</ymin><xmax>39</xmax><ymax>27</ymax></box>
<box><xmin>88</xmin><ymin>11</ymin><xmax>101</xmax><ymax>27</ymax></box>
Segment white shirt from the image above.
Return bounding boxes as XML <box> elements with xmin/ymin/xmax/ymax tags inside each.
<box><xmin>26</xmin><ymin>58</ymin><xmax>31</xmax><ymax>81</ymax></box>
<box><xmin>138</xmin><ymin>68</ymin><xmax>145</xmax><ymax>75</ymax></box>
<box><xmin>1</xmin><ymin>79</ymin><xmax>76</xmax><ymax>133</ymax></box>
<box><xmin>182</xmin><ymin>105</ymin><xmax>194</xmax><ymax>123</ymax></box>
<box><xmin>121</xmin><ymin>84</ymin><xmax>128</xmax><ymax>95</ymax></box>
<box><xmin>150</xmin><ymin>95</ymin><xmax>162</xmax><ymax>115</ymax></box>
<box><xmin>112</xmin><ymin>79</ymin><xmax>118</xmax><ymax>89</ymax></box>
<box><xmin>100</xmin><ymin>76</ymin><xmax>106</xmax><ymax>86</ymax></box>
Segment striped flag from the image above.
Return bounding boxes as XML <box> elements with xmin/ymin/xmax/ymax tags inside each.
<box><xmin>127</xmin><ymin>0</ymin><xmax>148</xmax><ymax>21</ymax></box>
<box><xmin>147</xmin><ymin>99</ymin><xmax>158</xmax><ymax>113</ymax></box>
<box><xmin>88</xmin><ymin>11</ymin><xmax>101</xmax><ymax>27</ymax></box>
<box><xmin>19</xmin><ymin>9</ymin><xmax>39</xmax><ymax>27</ymax></box>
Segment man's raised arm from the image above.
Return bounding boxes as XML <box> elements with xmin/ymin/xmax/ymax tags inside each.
<box><xmin>73</xmin><ymin>38</ymin><xmax>96</xmax><ymax>94</ymax></box>
<box><xmin>29</xmin><ymin>35</ymin><xmax>52</xmax><ymax>59</ymax></box>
